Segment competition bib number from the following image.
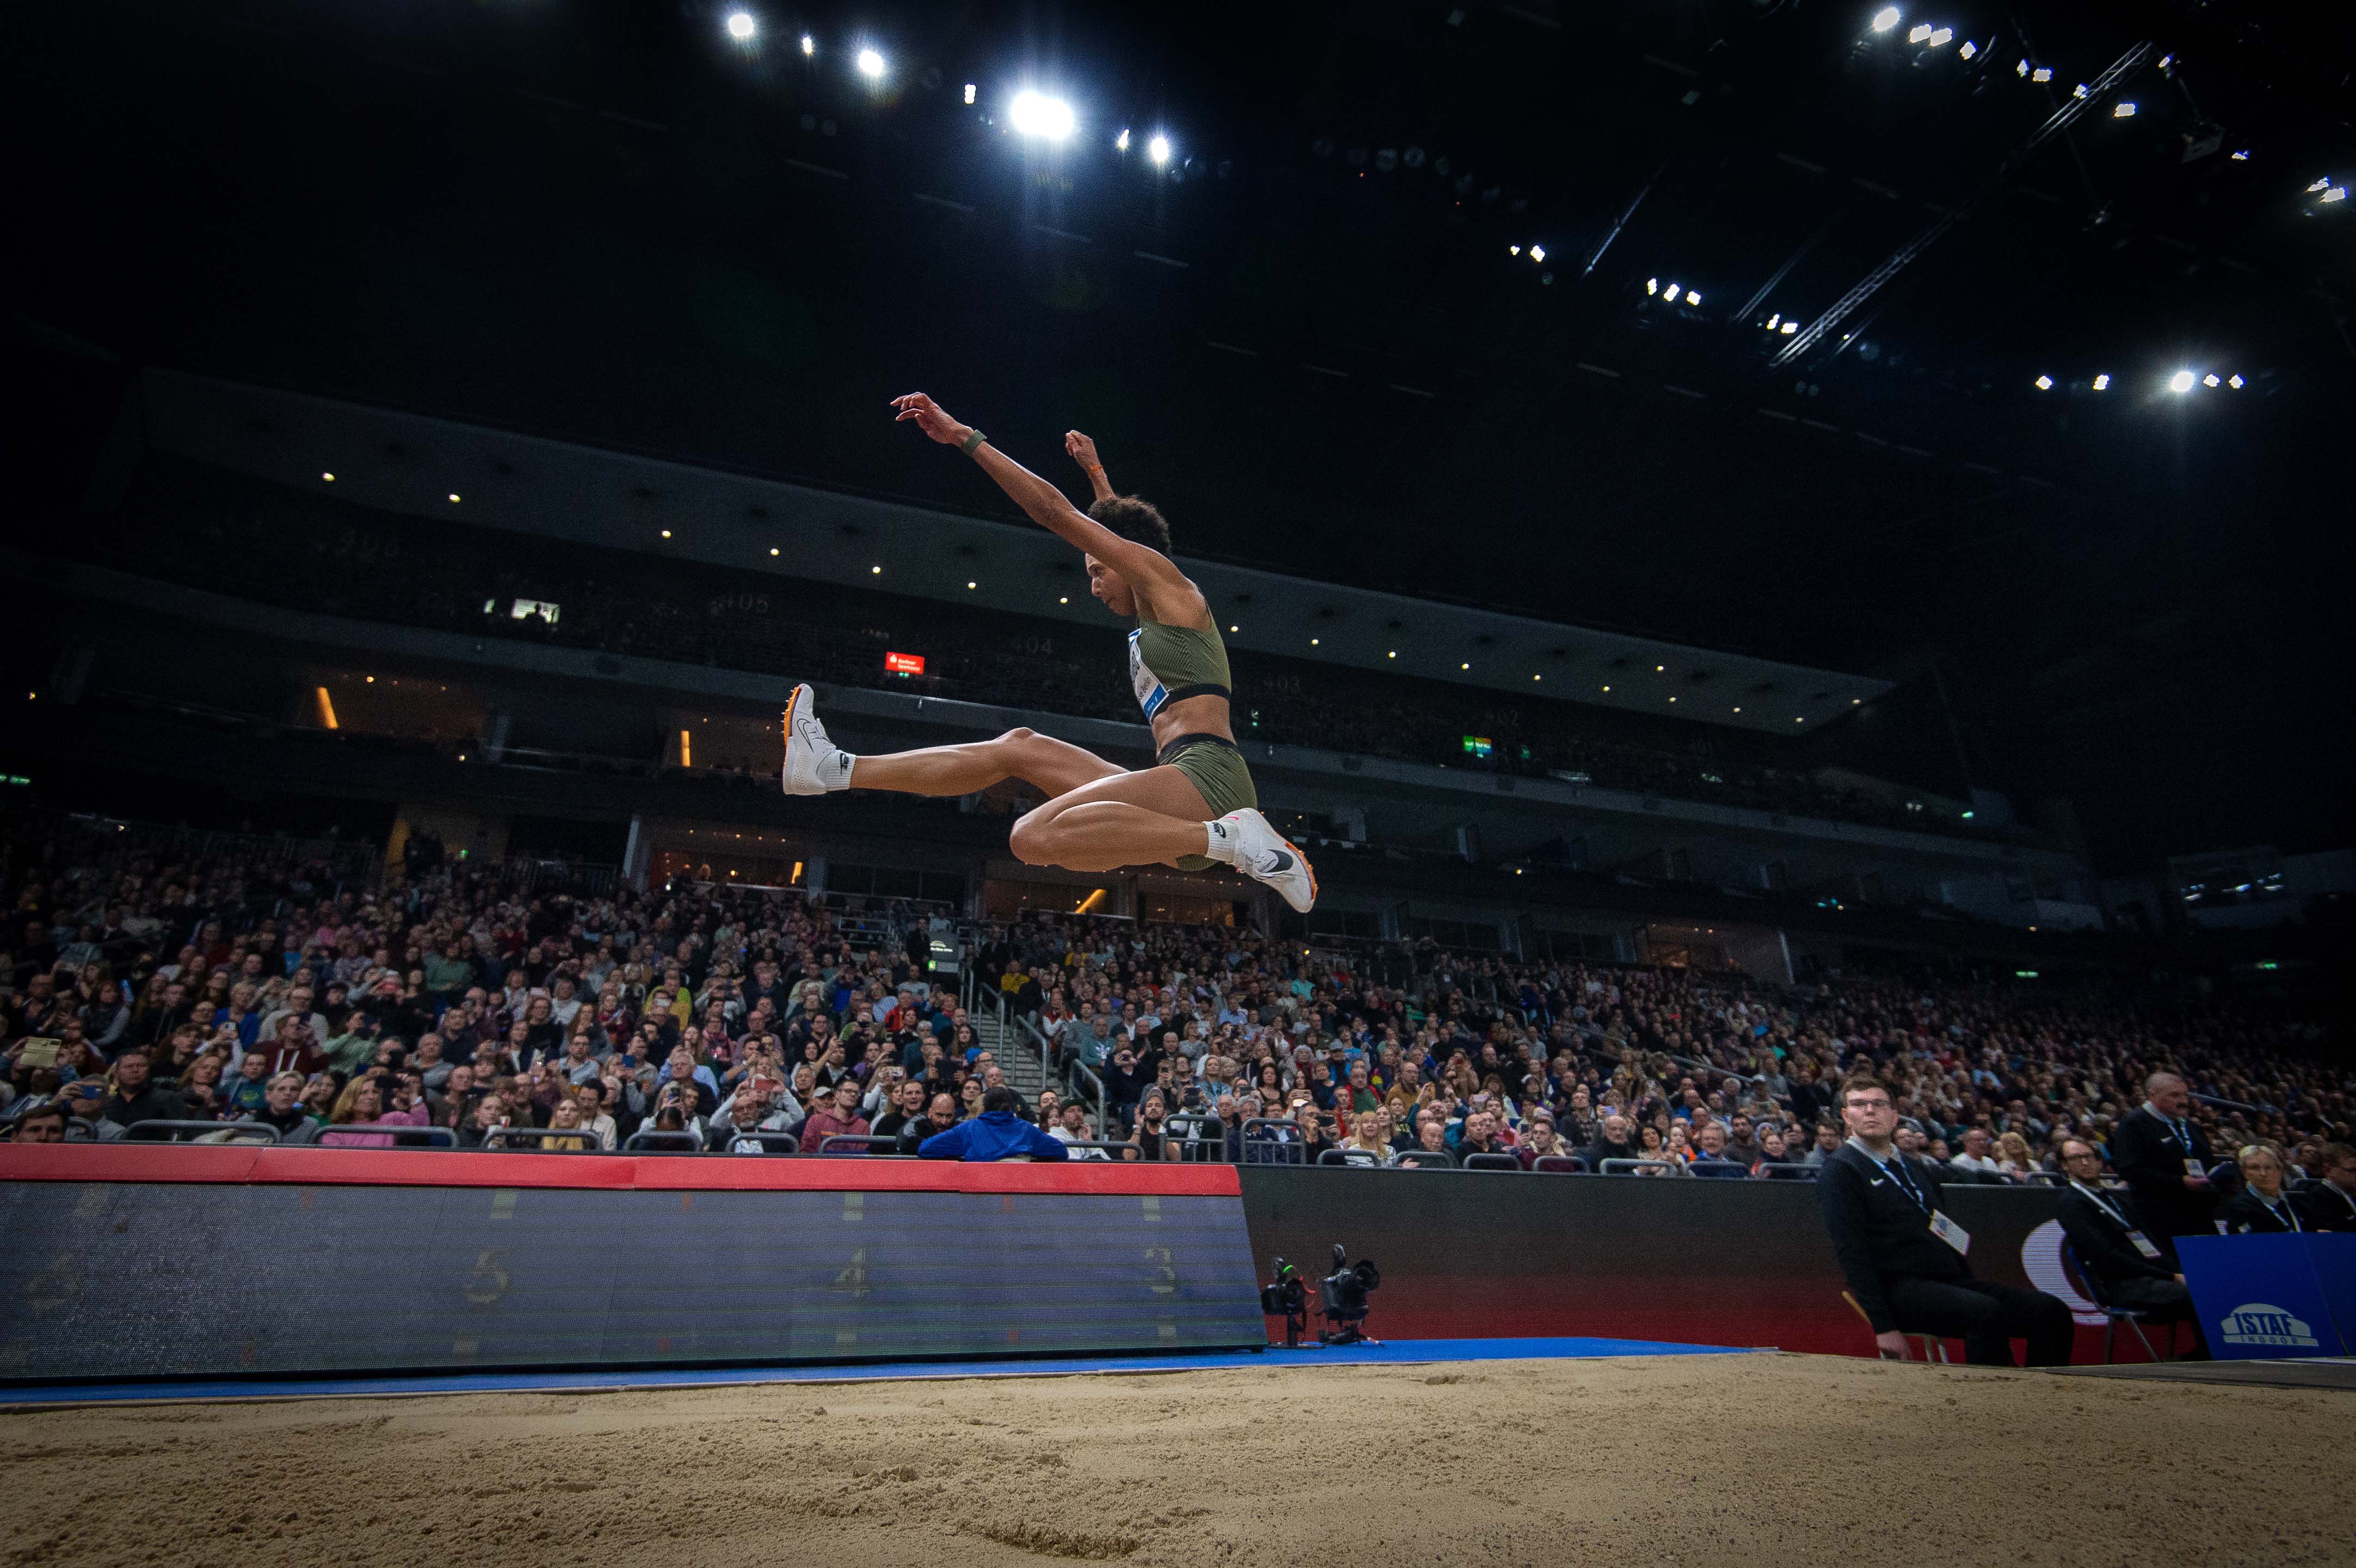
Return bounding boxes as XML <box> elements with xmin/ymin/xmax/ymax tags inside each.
<box><xmin>1127</xmin><ymin>630</ymin><xmax>1169</xmax><ymax>719</ymax></box>
<box><xmin>1928</xmin><ymin>1209</ymin><xmax>1971</xmax><ymax>1256</ymax></box>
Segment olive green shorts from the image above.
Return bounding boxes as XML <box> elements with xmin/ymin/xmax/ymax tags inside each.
<box><xmin>1162</xmin><ymin>734</ymin><xmax>1256</xmax><ymax>872</ymax></box>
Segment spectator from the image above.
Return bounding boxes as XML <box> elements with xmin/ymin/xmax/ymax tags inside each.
<box><xmin>1949</xmin><ymin>1128</ymin><xmax>2003</xmax><ymax>1177</ymax></box>
<box><xmin>101</xmin><ymin>1047</ymin><xmax>188</xmax><ymax>1129</ymax></box>
<box><xmin>1583</xmin><ymin>1113</ymin><xmax>1635</xmax><ymax>1170</ymax></box>
<box><xmin>918</xmin><ymin>1084</ymin><xmax>1068</xmax><ymax>1162</ymax></box>
<box><xmin>6</xmin><ymin>1102</ymin><xmax>71</xmax><ymax>1143</ymax></box>
<box><xmin>1688</xmin><ymin>1122</ymin><xmax>1745</xmax><ymax>1180</ymax></box>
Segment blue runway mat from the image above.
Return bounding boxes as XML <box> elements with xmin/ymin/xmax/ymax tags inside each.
<box><xmin>0</xmin><ymin>1335</ymin><xmax>1755</xmax><ymax>1407</ymax></box>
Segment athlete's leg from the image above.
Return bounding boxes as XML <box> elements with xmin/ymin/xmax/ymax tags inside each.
<box><xmin>783</xmin><ymin>684</ymin><xmax>1118</xmax><ymax>800</ymax></box>
<box><xmin>849</xmin><ymin>727</ymin><xmax>1120</xmax><ymax>799</ymax></box>
<box><xmin>1007</xmin><ymin>766</ymin><xmax>1214</xmax><ymax>873</ymax></box>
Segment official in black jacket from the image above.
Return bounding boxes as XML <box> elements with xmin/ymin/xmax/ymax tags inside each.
<box><xmin>2056</xmin><ymin>1139</ymin><xmax>2206</xmax><ymax>1356</ymax></box>
<box><xmin>2299</xmin><ymin>1144</ymin><xmax>2356</xmax><ymax>1231</ymax></box>
<box><xmin>2218</xmin><ymin>1145</ymin><xmax>2310</xmax><ymax>1235</ymax></box>
<box><xmin>2107</xmin><ymin>1073</ymin><xmax>2217</xmax><ymax>1260</ymax></box>
<box><xmin>1818</xmin><ymin>1073</ymin><xmax>2074</xmax><ymax>1366</ymax></box>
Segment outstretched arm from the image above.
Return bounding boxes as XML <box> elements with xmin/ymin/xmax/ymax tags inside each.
<box><xmin>891</xmin><ymin>393</ymin><xmax>1184</xmax><ymax>595</ymax></box>
<box><xmin>1065</xmin><ymin>429</ymin><xmax>1115</xmax><ymax>504</ymax></box>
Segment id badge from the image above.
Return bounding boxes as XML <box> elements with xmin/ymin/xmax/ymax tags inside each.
<box><xmin>2184</xmin><ymin>1158</ymin><xmax>2206</xmax><ymax>1178</ymax></box>
<box><xmin>1928</xmin><ymin>1209</ymin><xmax>1971</xmax><ymax>1255</ymax></box>
<box><xmin>2127</xmin><ymin>1230</ymin><xmax>2162</xmax><ymax>1260</ymax></box>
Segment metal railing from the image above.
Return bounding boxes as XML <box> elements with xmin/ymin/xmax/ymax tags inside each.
<box><xmin>1531</xmin><ymin>1154</ymin><xmax>1592</xmax><ymax>1174</ymax></box>
<box><xmin>312</xmin><ymin>1122</ymin><xmax>457</xmax><ymax>1149</ymax></box>
<box><xmin>122</xmin><ymin>1119</ymin><xmax>281</xmax><ymax>1143</ymax></box>
<box><xmin>712</xmin><ymin>1129</ymin><xmax>801</xmax><ymax>1154</ymax></box>
<box><xmin>1240</xmin><ymin>1116</ymin><xmax>1309</xmax><ymax>1165</ymax></box>
<box><xmin>482</xmin><ymin>1126</ymin><xmax>600</xmax><ymax>1152</ymax></box>
<box><xmin>816</xmin><ymin>1134</ymin><xmax>901</xmax><ymax>1156</ymax></box>
<box><xmin>622</xmin><ymin>1128</ymin><xmax>703</xmax><ymax>1152</ymax></box>
<box><xmin>1599</xmin><ymin>1157</ymin><xmax>1679</xmax><ymax>1175</ymax></box>
<box><xmin>1463</xmin><ymin>1152</ymin><xmax>1524</xmax><ymax>1172</ymax></box>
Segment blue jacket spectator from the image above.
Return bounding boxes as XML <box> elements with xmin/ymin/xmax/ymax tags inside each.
<box><xmin>919</xmin><ymin>1088</ymin><xmax>1070</xmax><ymax>1162</ymax></box>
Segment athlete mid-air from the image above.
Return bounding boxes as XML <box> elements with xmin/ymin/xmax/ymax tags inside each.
<box><xmin>777</xmin><ymin>392</ymin><xmax>1316</xmax><ymax>913</ymax></box>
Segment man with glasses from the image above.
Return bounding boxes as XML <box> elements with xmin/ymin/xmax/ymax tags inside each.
<box><xmin>2056</xmin><ymin>1138</ymin><xmax>2207</xmax><ymax>1357</ymax></box>
<box><xmin>1819</xmin><ymin>1073</ymin><xmax>2074</xmax><ymax>1366</ymax></box>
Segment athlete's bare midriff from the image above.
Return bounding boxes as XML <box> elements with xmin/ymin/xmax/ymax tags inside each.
<box><xmin>1150</xmin><ymin>692</ymin><xmax>1235</xmax><ymax>752</ymax></box>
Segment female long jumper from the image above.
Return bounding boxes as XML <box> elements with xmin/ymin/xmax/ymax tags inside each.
<box><xmin>778</xmin><ymin>392</ymin><xmax>1316</xmax><ymax>913</ymax></box>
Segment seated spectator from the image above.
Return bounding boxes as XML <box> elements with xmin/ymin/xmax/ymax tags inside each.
<box><xmin>798</xmin><ymin>1079</ymin><xmax>872</xmax><ymax>1153</ymax></box>
<box><xmin>2302</xmin><ymin>1143</ymin><xmax>2356</xmax><ymax>1230</ymax></box>
<box><xmin>1948</xmin><ymin>1128</ymin><xmax>2003</xmax><ymax>1177</ymax></box>
<box><xmin>1995</xmin><ymin>1131</ymin><xmax>2041</xmax><ymax>1182</ymax></box>
<box><xmin>5</xmin><ymin>1102</ymin><xmax>71</xmax><ymax>1142</ymax></box>
<box><xmin>101</xmin><ymin>1047</ymin><xmax>187</xmax><ymax>1130</ymax></box>
<box><xmin>247</xmin><ymin>1071</ymin><xmax>314</xmax><ymax>1141</ymax></box>
<box><xmin>1687</xmin><ymin>1122</ymin><xmax>1746</xmax><ymax>1180</ymax></box>
<box><xmin>1049</xmin><ymin>1101</ymin><xmax>1109</xmax><ymax>1160</ymax></box>
<box><xmin>1583</xmin><ymin>1113</ymin><xmax>1635</xmax><ymax>1169</ymax></box>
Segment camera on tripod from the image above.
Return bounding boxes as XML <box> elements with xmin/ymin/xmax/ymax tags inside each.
<box><xmin>1261</xmin><ymin>1244</ymin><xmax>1380</xmax><ymax>1347</ymax></box>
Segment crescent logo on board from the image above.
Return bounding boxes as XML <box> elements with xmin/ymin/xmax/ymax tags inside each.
<box><xmin>2019</xmin><ymin>1219</ymin><xmax>2107</xmax><ymax>1326</ymax></box>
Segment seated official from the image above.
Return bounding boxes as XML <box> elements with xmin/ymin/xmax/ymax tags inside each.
<box><xmin>2218</xmin><ymin>1145</ymin><xmax>2309</xmax><ymax>1234</ymax></box>
<box><xmin>2056</xmin><ymin>1139</ymin><xmax>2207</xmax><ymax>1357</ymax></box>
<box><xmin>917</xmin><ymin>1085</ymin><xmax>1070</xmax><ymax>1162</ymax></box>
<box><xmin>1818</xmin><ymin>1073</ymin><xmax>2074</xmax><ymax>1367</ymax></box>
<box><xmin>2299</xmin><ymin>1143</ymin><xmax>2356</xmax><ymax>1231</ymax></box>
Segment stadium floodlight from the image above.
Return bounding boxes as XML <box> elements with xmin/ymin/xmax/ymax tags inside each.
<box><xmin>2306</xmin><ymin>178</ymin><xmax>2330</xmax><ymax>192</ymax></box>
<box><xmin>800</xmin><ymin>33</ymin><xmax>814</xmax><ymax>55</ymax></box>
<box><xmin>2034</xmin><ymin>374</ymin><xmax>2053</xmax><ymax>390</ymax></box>
<box><xmin>1530</xmin><ymin>244</ymin><xmax>1547</xmax><ymax>262</ymax></box>
<box><xmin>1115</xmin><ymin>128</ymin><xmax>1130</xmax><ymax>151</ymax></box>
<box><xmin>2092</xmin><ymin>373</ymin><xmax>2110</xmax><ymax>390</ymax></box>
<box><xmin>2324</xmin><ymin>187</ymin><xmax>2348</xmax><ymax>204</ymax></box>
<box><xmin>1871</xmin><ymin>7</ymin><xmax>1901</xmax><ymax>33</ymax></box>
<box><xmin>2230</xmin><ymin>150</ymin><xmax>2249</xmax><ymax>160</ymax></box>
<box><xmin>2227</xmin><ymin>374</ymin><xmax>2245</xmax><ymax>388</ymax></box>
<box><xmin>2071</xmin><ymin>82</ymin><xmax>2088</xmax><ymax>98</ymax></box>
<box><xmin>2169</xmin><ymin>370</ymin><xmax>2196</xmax><ymax>393</ymax></box>
<box><xmin>1646</xmin><ymin>277</ymin><xmax>1658</xmax><ymax>294</ymax></box>
<box><xmin>1008</xmin><ymin>91</ymin><xmax>1074</xmax><ymax>139</ymax></box>
<box><xmin>1781</xmin><ymin>320</ymin><xmax>1798</xmax><ymax>334</ymax></box>
<box><xmin>2016</xmin><ymin>58</ymin><xmax>2029</xmax><ymax>77</ymax></box>
<box><xmin>1663</xmin><ymin>281</ymin><xmax>1680</xmax><ymax>300</ymax></box>
<box><xmin>1928</xmin><ymin>28</ymin><xmax>1952</xmax><ymax>47</ymax></box>
<box><xmin>1767</xmin><ymin>312</ymin><xmax>1780</xmax><ymax>329</ymax></box>
<box><xmin>1685</xmin><ymin>288</ymin><xmax>1701</xmax><ymax>305</ymax></box>
<box><xmin>856</xmin><ymin>47</ymin><xmax>886</xmax><ymax>80</ymax></box>
<box><xmin>1148</xmin><ymin>133</ymin><xmax>1171</xmax><ymax>165</ymax></box>
<box><xmin>2202</xmin><ymin>373</ymin><xmax>2221</xmax><ymax>387</ymax></box>
<box><xmin>2113</xmin><ymin>101</ymin><xmax>2136</xmax><ymax>118</ymax></box>
<box><xmin>1509</xmin><ymin>244</ymin><xmax>1521</xmax><ymax>256</ymax></box>
<box><xmin>1907</xmin><ymin>23</ymin><xmax>1932</xmax><ymax>43</ymax></box>
<box><xmin>2032</xmin><ymin>66</ymin><xmax>2052</xmax><ymax>82</ymax></box>
<box><xmin>725</xmin><ymin>10</ymin><xmax>756</xmax><ymax>41</ymax></box>
<box><xmin>964</xmin><ymin>83</ymin><xmax>977</xmax><ymax>105</ymax></box>
<box><xmin>1957</xmin><ymin>39</ymin><xmax>1976</xmax><ymax>59</ymax></box>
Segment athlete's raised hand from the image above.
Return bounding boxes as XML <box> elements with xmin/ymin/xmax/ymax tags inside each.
<box><xmin>1064</xmin><ymin>430</ymin><xmax>1102</xmax><ymax>470</ymax></box>
<box><xmin>891</xmin><ymin>392</ymin><xmax>969</xmax><ymax>445</ymax></box>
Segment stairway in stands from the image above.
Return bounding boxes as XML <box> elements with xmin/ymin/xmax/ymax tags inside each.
<box><xmin>973</xmin><ymin>1007</ymin><xmax>1047</xmax><ymax>1106</ymax></box>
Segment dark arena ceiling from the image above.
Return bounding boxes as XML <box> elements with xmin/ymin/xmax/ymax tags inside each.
<box><xmin>5</xmin><ymin>0</ymin><xmax>2353</xmax><ymax>870</ymax></box>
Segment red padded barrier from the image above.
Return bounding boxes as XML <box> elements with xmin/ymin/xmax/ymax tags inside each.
<box><xmin>0</xmin><ymin>1143</ymin><xmax>1239</xmax><ymax>1196</ymax></box>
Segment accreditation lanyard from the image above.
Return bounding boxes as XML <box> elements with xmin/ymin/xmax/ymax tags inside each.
<box><xmin>1853</xmin><ymin>1138</ymin><xmax>1969</xmax><ymax>1254</ymax></box>
<box><xmin>2256</xmin><ymin>1193</ymin><xmax>2303</xmax><ymax>1233</ymax></box>
<box><xmin>2072</xmin><ymin>1181</ymin><xmax>2163</xmax><ymax>1259</ymax></box>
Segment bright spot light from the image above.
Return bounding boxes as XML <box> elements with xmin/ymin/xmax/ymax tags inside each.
<box><xmin>2169</xmin><ymin>370</ymin><xmax>2195</xmax><ymax>393</ymax></box>
<box><xmin>1115</xmin><ymin>128</ymin><xmax>1130</xmax><ymax>151</ymax></box>
<box><xmin>1386</xmin><ymin>651</ymin><xmax>1396</xmax><ymax>658</ymax></box>
<box><xmin>966</xmin><ymin>580</ymin><xmax>977</xmax><ymax>590</ymax></box>
<box><xmin>1685</xmin><ymin>288</ymin><xmax>1700</xmax><ymax>305</ymax></box>
<box><xmin>1148</xmin><ymin>133</ymin><xmax>1171</xmax><ymax>165</ymax></box>
<box><xmin>321</xmin><ymin>472</ymin><xmax>335</xmax><ymax>481</ymax></box>
<box><xmin>2202</xmin><ymin>373</ymin><xmax>2221</xmax><ymax>387</ymax></box>
<box><xmin>1871</xmin><ymin>7</ymin><xmax>1901</xmax><ymax>33</ymax></box>
<box><xmin>1766</xmin><ymin>312</ymin><xmax>1780</xmax><ymax>329</ymax></box>
<box><xmin>1664</xmin><ymin>281</ymin><xmax>1680</xmax><ymax>300</ymax></box>
<box><xmin>447</xmin><ymin>492</ymin><xmax>461</xmax><ymax>503</ymax></box>
<box><xmin>1957</xmin><ymin>40</ymin><xmax>1976</xmax><ymax>59</ymax></box>
<box><xmin>964</xmin><ymin>83</ymin><xmax>977</xmax><ymax>105</ymax></box>
<box><xmin>870</xmin><ymin>564</ymin><xmax>881</xmax><ymax>574</ymax></box>
<box><xmin>1907</xmin><ymin>24</ymin><xmax>1931</xmax><ymax>43</ymax></box>
<box><xmin>2016</xmin><ymin>58</ymin><xmax>2029</xmax><ymax>77</ymax></box>
<box><xmin>2324</xmin><ymin>187</ymin><xmax>2348</xmax><ymax>204</ymax></box>
<box><xmin>2034</xmin><ymin>375</ymin><xmax>2053</xmax><ymax>390</ymax></box>
<box><xmin>2071</xmin><ymin>82</ymin><xmax>2088</xmax><ymax>98</ymax></box>
<box><xmin>1530</xmin><ymin>244</ymin><xmax>1546</xmax><ymax>262</ymax></box>
<box><xmin>2092</xmin><ymin>373</ymin><xmax>2110</xmax><ymax>390</ymax></box>
<box><xmin>799</xmin><ymin>33</ymin><xmax>813</xmax><ymax>55</ymax></box>
<box><xmin>1509</xmin><ymin>244</ymin><xmax>1521</xmax><ymax>256</ymax></box>
<box><xmin>1008</xmin><ymin>90</ymin><xmax>1074</xmax><ymax>139</ymax></box>
<box><xmin>1781</xmin><ymin>321</ymin><xmax>1798</xmax><ymax>334</ymax></box>
<box><xmin>2228</xmin><ymin>374</ymin><xmax>2245</xmax><ymax>388</ymax></box>
<box><xmin>1645</xmin><ymin>277</ymin><xmax>1658</xmax><ymax>294</ymax></box>
<box><xmin>2032</xmin><ymin>66</ymin><xmax>2052</xmax><ymax>82</ymax></box>
<box><xmin>2230</xmin><ymin>150</ymin><xmax>2248</xmax><ymax>161</ymax></box>
<box><xmin>2113</xmin><ymin>101</ymin><xmax>2136</xmax><ymax>118</ymax></box>
<box><xmin>1928</xmin><ymin>27</ymin><xmax>1952</xmax><ymax>47</ymax></box>
<box><xmin>2308</xmin><ymin>178</ymin><xmax>2332</xmax><ymax>193</ymax></box>
<box><xmin>855</xmin><ymin>47</ymin><xmax>886</xmax><ymax>79</ymax></box>
<box><xmin>725</xmin><ymin>11</ymin><xmax>756</xmax><ymax>41</ymax></box>
<box><xmin>769</xmin><ymin>547</ymin><xmax>779</xmax><ymax>555</ymax></box>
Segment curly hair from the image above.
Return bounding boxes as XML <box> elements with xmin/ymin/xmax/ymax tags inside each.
<box><xmin>1087</xmin><ymin>494</ymin><xmax>1174</xmax><ymax>554</ymax></box>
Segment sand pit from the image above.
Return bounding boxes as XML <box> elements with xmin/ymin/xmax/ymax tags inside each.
<box><xmin>2</xmin><ymin>1353</ymin><xmax>2347</xmax><ymax>1567</ymax></box>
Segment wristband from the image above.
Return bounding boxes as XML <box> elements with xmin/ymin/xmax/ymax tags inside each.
<box><xmin>958</xmin><ymin>428</ymin><xmax>988</xmax><ymax>455</ymax></box>
<box><xmin>1083</xmin><ymin>463</ymin><xmax>1105</xmax><ymax>476</ymax></box>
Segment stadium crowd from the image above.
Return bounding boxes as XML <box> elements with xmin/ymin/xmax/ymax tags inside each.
<box><xmin>3</xmin><ymin>815</ymin><xmax>2348</xmax><ymax>1233</ymax></box>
